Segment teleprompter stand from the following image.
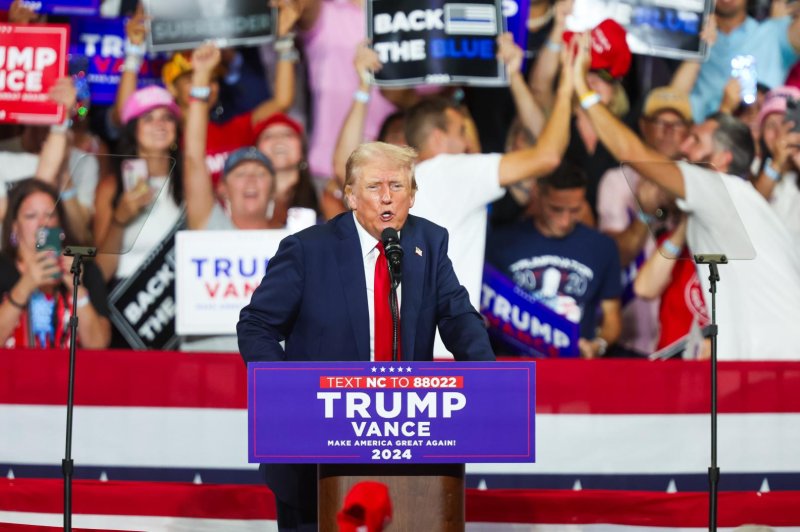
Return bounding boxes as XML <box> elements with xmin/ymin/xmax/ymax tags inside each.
<box><xmin>61</xmin><ymin>245</ymin><xmax>97</xmax><ymax>532</ymax></box>
<box><xmin>693</xmin><ymin>253</ymin><xmax>727</xmax><ymax>532</ymax></box>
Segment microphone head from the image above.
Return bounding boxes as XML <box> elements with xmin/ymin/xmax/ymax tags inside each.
<box><xmin>381</xmin><ymin>227</ymin><xmax>400</xmax><ymax>244</ymax></box>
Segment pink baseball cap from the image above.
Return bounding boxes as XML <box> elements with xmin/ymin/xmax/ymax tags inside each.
<box><xmin>757</xmin><ymin>86</ymin><xmax>800</xmax><ymax>131</ymax></box>
<box><xmin>121</xmin><ymin>85</ymin><xmax>181</xmax><ymax>125</ymax></box>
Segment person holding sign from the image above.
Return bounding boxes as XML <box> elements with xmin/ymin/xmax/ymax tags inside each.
<box><xmin>238</xmin><ymin>141</ymin><xmax>494</xmax><ymax>529</ymax></box>
<box><xmin>571</xmin><ymin>31</ymin><xmax>800</xmax><ymax>360</ymax></box>
<box><xmin>110</xmin><ymin>1</ymin><xmax>298</xmax><ymax>186</ymax></box>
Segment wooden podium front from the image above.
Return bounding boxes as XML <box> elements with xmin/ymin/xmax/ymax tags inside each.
<box><xmin>318</xmin><ymin>463</ymin><xmax>465</xmax><ymax>531</ymax></box>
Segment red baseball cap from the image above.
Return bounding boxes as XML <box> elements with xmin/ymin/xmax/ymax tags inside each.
<box><xmin>252</xmin><ymin>113</ymin><xmax>304</xmax><ymax>143</ymax></box>
<box><xmin>336</xmin><ymin>481</ymin><xmax>392</xmax><ymax>532</ymax></box>
<box><xmin>564</xmin><ymin>19</ymin><xmax>632</xmax><ymax>80</ymax></box>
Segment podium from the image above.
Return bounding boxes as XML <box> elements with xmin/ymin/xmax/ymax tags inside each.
<box><xmin>319</xmin><ymin>463</ymin><xmax>465</xmax><ymax>530</ymax></box>
<box><xmin>248</xmin><ymin>361</ymin><xmax>535</xmax><ymax>529</ymax></box>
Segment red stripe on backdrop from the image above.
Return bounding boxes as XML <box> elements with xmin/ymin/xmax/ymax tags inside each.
<box><xmin>3</xmin><ymin>349</ymin><xmax>800</xmax><ymax>413</ymax></box>
<box><xmin>467</xmin><ymin>489</ymin><xmax>800</xmax><ymax>526</ymax></box>
<box><xmin>2</xmin><ymin>479</ymin><xmax>800</xmax><ymax>525</ymax></box>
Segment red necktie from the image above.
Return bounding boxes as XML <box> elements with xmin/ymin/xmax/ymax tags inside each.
<box><xmin>374</xmin><ymin>242</ymin><xmax>400</xmax><ymax>361</ymax></box>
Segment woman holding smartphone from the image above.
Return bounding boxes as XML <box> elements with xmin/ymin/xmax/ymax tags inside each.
<box><xmin>93</xmin><ymin>86</ymin><xmax>184</xmax><ymax>285</ymax></box>
<box><xmin>0</xmin><ymin>179</ymin><xmax>111</xmax><ymax>349</ymax></box>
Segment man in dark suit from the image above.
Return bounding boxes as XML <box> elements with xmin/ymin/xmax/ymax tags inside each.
<box><xmin>237</xmin><ymin>141</ymin><xmax>494</xmax><ymax>531</ymax></box>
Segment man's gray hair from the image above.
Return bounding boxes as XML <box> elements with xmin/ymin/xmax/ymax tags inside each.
<box><xmin>344</xmin><ymin>142</ymin><xmax>418</xmax><ymax>197</ymax></box>
<box><xmin>707</xmin><ymin>112</ymin><xmax>755</xmax><ymax>179</ymax></box>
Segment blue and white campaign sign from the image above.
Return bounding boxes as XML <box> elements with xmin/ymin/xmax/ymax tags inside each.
<box><xmin>69</xmin><ymin>16</ymin><xmax>168</xmax><ymax>105</ymax></box>
<box><xmin>174</xmin><ymin>229</ymin><xmax>289</xmax><ymax>336</ymax></box>
<box><xmin>481</xmin><ymin>264</ymin><xmax>580</xmax><ymax>358</ymax></box>
<box><xmin>0</xmin><ymin>0</ymin><xmax>99</xmax><ymax>15</ymax></box>
<box><xmin>567</xmin><ymin>0</ymin><xmax>711</xmax><ymax>60</ymax></box>
<box><xmin>249</xmin><ymin>361</ymin><xmax>536</xmax><ymax>464</ymax></box>
<box><xmin>367</xmin><ymin>0</ymin><xmax>507</xmax><ymax>87</ymax></box>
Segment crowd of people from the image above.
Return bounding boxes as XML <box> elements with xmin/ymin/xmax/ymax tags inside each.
<box><xmin>1</xmin><ymin>0</ymin><xmax>799</xmax><ymax>360</ymax></box>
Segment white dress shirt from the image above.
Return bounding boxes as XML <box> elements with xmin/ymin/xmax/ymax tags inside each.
<box><xmin>352</xmin><ymin>213</ymin><xmax>402</xmax><ymax>360</ymax></box>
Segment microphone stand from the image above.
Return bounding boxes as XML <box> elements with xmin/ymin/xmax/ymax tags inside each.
<box><xmin>62</xmin><ymin>245</ymin><xmax>97</xmax><ymax>532</ymax></box>
<box><xmin>389</xmin><ymin>270</ymin><xmax>400</xmax><ymax>362</ymax></box>
<box><xmin>693</xmin><ymin>253</ymin><xmax>726</xmax><ymax>532</ymax></box>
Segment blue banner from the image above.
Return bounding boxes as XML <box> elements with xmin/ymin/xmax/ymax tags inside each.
<box><xmin>0</xmin><ymin>0</ymin><xmax>99</xmax><ymax>15</ymax></box>
<box><xmin>503</xmin><ymin>0</ymin><xmax>529</xmax><ymax>62</ymax></box>
<box><xmin>68</xmin><ymin>16</ymin><xmax>168</xmax><ymax>105</ymax></box>
<box><xmin>481</xmin><ymin>264</ymin><xmax>580</xmax><ymax>358</ymax></box>
<box><xmin>248</xmin><ymin>361</ymin><xmax>535</xmax><ymax>464</ymax></box>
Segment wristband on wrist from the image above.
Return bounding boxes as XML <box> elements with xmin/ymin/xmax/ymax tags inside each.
<box><xmin>661</xmin><ymin>239</ymin><xmax>681</xmax><ymax>256</ymax></box>
<box><xmin>124</xmin><ymin>39</ymin><xmax>147</xmax><ymax>57</ymax></box>
<box><xmin>579</xmin><ymin>91</ymin><xmax>601</xmax><ymax>110</ymax></box>
<box><xmin>7</xmin><ymin>292</ymin><xmax>27</xmax><ymax>310</ymax></box>
<box><xmin>763</xmin><ymin>158</ymin><xmax>781</xmax><ymax>182</ymax></box>
<box><xmin>594</xmin><ymin>337</ymin><xmax>608</xmax><ymax>356</ymax></box>
<box><xmin>76</xmin><ymin>295</ymin><xmax>91</xmax><ymax>309</ymax></box>
<box><xmin>353</xmin><ymin>90</ymin><xmax>370</xmax><ymax>103</ymax></box>
<box><xmin>50</xmin><ymin>117</ymin><xmax>72</xmax><ymax>133</ymax></box>
<box><xmin>545</xmin><ymin>40</ymin><xmax>562</xmax><ymax>52</ymax></box>
<box><xmin>190</xmin><ymin>85</ymin><xmax>212</xmax><ymax>102</ymax></box>
<box><xmin>274</xmin><ymin>34</ymin><xmax>296</xmax><ymax>52</ymax></box>
<box><xmin>60</xmin><ymin>188</ymin><xmax>78</xmax><ymax>201</ymax></box>
<box><xmin>122</xmin><ymin>55</ymin><xmax>144</xmax><ymax>73</ymax></box>
<box><xmin>279</xmin><ymin>49</ymin><xmax>300</xmax><ymax>62</ymax></box>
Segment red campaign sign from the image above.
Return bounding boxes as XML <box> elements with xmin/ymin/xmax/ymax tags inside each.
<box><xmin>0</xmin><ymin>23</ymin><xmax>70</xmax><ymax>125</ymax></box>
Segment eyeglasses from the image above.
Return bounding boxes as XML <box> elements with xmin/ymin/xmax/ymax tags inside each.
<box><xmin>645</xmin><ymin>117</ymin><xmax>689</xmax><ymax>133</ymax></box>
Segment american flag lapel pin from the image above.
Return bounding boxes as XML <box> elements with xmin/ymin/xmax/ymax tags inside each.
<box><xmin>415</xmin><ymin>246</ymin><xmax>423</xmax><ymax>257</ymax></box>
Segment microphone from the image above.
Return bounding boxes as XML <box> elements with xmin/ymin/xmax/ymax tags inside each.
<box><xmin>381</xmin><ymin>227</ymin><xmax>403</xmax><ymax>286</ymax></box>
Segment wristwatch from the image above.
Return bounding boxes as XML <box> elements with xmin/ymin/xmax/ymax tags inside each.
<box><xmin>594</xmin><ymin>337</ymin><xmax>608</xmax><ymax>356</ymax></box>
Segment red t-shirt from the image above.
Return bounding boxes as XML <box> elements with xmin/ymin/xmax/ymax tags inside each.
<box><xmin>656</xmin><ymin>234</ymin><xmax>710</xmax><ymax>349</ymax></box>
<box><xmin>204</xmin><ymin>112</ymin><xmax>254</xmax><ymax>187</ymax></box>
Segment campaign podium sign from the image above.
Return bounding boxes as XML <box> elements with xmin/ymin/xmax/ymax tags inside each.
<box><xmin>248</xmin><ymin>361</ymin><xmax>535</xmax><ymax>464</ymax></box>
<box><xmin>0</xmin><ymin>23</ymin><xmax>69</xmax><ymax>125</ymax></box>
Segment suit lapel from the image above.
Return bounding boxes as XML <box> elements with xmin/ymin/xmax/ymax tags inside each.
<box><xmin>334</xmin><ymin>214</ymin><xmax>370</xmax><ymax>361</ymax></box>
<box><xmin>400</xmin><ymin>217</ymin><xmax>425</xmax><ymax>361</ymax></box>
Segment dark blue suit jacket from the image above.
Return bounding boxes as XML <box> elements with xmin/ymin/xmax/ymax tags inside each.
<box><xmin>237</xmin><ymin>212</ymin><xmax>493</xmax><ymax>508</ymax></box>
<box><xmin>238</xmin><ymin>212</ymin><xmax>493</xmax><ymax>364</ymax></box>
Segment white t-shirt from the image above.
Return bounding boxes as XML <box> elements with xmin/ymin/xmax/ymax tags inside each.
<box><xmin>597</xmin><ymin>167</ymin><xmax>659</xmax><ymax>355</ymax></box>
<box><xmin>677</xmin><ymin>162</ymin><xmax>800</xmax><ymax>360</ymax></box>
<box><xmin>769</xmin><ymin>172</ymin><xmax>800</xmax><ymax>248</ymax></box>
<box><xmin>410</xmin><ymin>153</ymin><xmax>504</xmax><ymax>357</ymax></box>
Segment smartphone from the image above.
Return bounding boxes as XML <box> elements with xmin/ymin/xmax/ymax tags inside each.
<box><xmin>786</xmin><ymin>98</ymin><xmax>800</xmax><ymax>134</ymax></box>
<box><xmin>731</xmin><ymin>55</ymin><xmax>757</xmax><ymax>105</ymax></box>
<box><xmin>122</xmin><ymin>158</ymin><xmax>149</xmax><ymax>191</ymax></box>
<box><xmin>35</xmin><ymin>227</ymin><xmax>64</xmax><ymax>279</ymax></box>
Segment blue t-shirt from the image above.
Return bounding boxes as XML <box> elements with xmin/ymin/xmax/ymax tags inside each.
<box><xmin>691</xmin><ymin>16</ymin><xmax>799</xmax><ymax>120</ymax></box>
<box><xmin>486</xmin><ymin>221</ymin><xmax>622</xmax><ymax>339</ymax></box>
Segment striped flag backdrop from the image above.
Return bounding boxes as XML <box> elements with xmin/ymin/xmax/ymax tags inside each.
<box><xmin>2</xmin><ymin>349</ymin><xmax>800</xmax><ymax>529</ymax></box>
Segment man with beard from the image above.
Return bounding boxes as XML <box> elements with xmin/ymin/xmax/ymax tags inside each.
<box><xmin>573</xmin><ymin>32</ymin><xmax>800</xmax><ymax>360</ymax></box>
